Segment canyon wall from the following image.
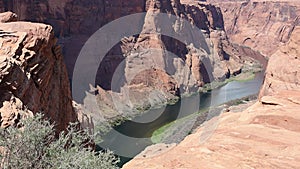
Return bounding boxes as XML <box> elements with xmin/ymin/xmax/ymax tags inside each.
<box><xmin>123</xmin><ymin>25</ymin><xmax>300</xmax><ymax>169</ymax></box>
<box><xmin>209</xmin><ymin>0</ymin><xmax>300</xmax><ymax>56</ymax></box>
<box><xmin>0</xmin><ymin>0</ymin><xmax>249</xmax><ymax>86</ymax></box>
<box><xmin>0</xmin><ymin>0</ymin><xmax>257</xmax><ymax>120</ymax></box>
<box><xmin>259</xmin><ymin>24</ymin><xmax>300</xmax><ymax>97</ymax></box>
<box><xmin>93</xmin><ymin>0</ymin><xmax>256</xmax><ymax>120</ymax></box>
<box><xmin>0</xmin><ymin>12</ymin><xmax>77</xmax><ymax>132</ymax></box>
<box><xmin>0</xmin><ymin>0</ymin><xmax>146</xmax><ymax>84</ymax></box>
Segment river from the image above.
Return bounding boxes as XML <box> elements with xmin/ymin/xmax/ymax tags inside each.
<box><xmin>99</xmin><ymin>71</ymin><xmax>265</xmax><ymax>165</ymax></box>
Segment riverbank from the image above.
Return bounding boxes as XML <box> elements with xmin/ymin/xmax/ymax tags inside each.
<box><xmin>151</xmin><ymin>94</ymin><xmax>258</xmax><ymax>144</ymax></box>
<box><xmin>123</xmin><ymin>26</ymin><xmax>300</xmax><ymax>167</ymax></box>
<box><xmin>97</xmin><ymin>68</ymin><xmax>265</xmax><ymax>168</ymax></box>
<box><xmin>95</xmin><ymin>66</ymin><xmax>263</xmax><ymax>140</ymax></box>
<box><xmin>94</xmin><ymin>60</ymin><xmax>264</xmax><ymax>140</ymax></box>
<box><xmin>150</xmin><ymin>66</ymin><xmax>264</xmax><ymax>144</ymax></box>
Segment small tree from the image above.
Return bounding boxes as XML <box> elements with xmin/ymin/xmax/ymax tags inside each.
<box><xmin>0</xmin><ymin>114</ymin><xmax>119</xmax><ymax>169</ymax></box>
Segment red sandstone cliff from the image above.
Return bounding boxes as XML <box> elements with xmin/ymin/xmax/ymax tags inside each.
<box><xmin>0</xmin><ymin>0</ymin><xmax>259</xmax><ymax>121</ymax></box>
<box><xmin>84</xmin><ymin>0</ymin><xmax>258</xmax><ymax>121</ymax></box>
<box><xmin>0</xmin><ymin>12</ymin><xmax>77</xmax><ymax>132</ymax></box>
<box><xmin>210</xmin><ymin>0</ymin><xmax>300</xmax><ymax>56</ymax></box>
<box><xmin>0</xmin><ymin>0</ymin><xmax>251</xmax><ymax>90</ymax></box>
<box><xmin>123</xmin><ymin>26</ymin><xmax>300</xmax><ymax>169</ymax></box>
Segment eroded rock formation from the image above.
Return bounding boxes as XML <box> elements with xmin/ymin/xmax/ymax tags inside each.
<box><xmin>123</xmin><ymin>26</ymin><xmax>300</xmax><ymax>169</ymax></box>
<box><xmin>0</xmin><ymin>1</ymin><xmax>249</xmax><ymax>88</ymax></box>
<box><xmin>0</xmin><ymin>0</ymin><xmax>268</xmax><ymax>140</ymax></box>
<box><xmin>0</xmin><ymin>0</ymin><xmax>259</xmax><ymax>122</ymax></box>
<box><xmin>210</xmin><ymin>0</ymin><xmax>300</xmax><ymax>56</ymax></box>
<box><xmin>0</xmin><ymin>12</ymin><xmax>77</xmax><ymax>132</ymax></box>
<box><xmin>79</xmin><ymin>0</ymin><xmax>255</xmax><ymax>121</ymax></box>
<box><xmin>259</xmin><ymin>26</ymin><xmax>300</xmax><ymax>97</ymax></box>
<box><xmin>0</xmin><ymin>11</ymin><xmax>17</xmax><ymax>23</ymax></box>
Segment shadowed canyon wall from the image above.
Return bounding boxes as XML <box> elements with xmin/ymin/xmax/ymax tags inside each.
<box><xmin>0</xmin><ymin>0</ymin><xmax>258</xmax><ymax>121</ymax></box>
<box><xmin>0</xmin><ymin>0</ymin><xmax>248</xmax><ymax>89</ymax></box>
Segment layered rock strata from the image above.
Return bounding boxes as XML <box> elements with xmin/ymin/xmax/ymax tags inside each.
<box><xmin>209</xmin><ymin>0</ymin><xmax>300</xmax><ymax>56</ymax></box>
<box><xmin>0</xmin><ymin>12</ymin><xmax>77</xmax><ymax>132</ymax></box>
<box><xmin>123</xmin><ymin>26</ymin><xmax>300</xmax><ymax>169</ymax></box>
<box><xmin>0</xmin><ymin>0</ymin><xmax>260</xmax><ymax>124</ymax></box>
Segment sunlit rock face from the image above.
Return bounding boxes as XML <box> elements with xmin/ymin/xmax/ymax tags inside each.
<box><xmin>0</xmin><ymin>12</ymin><xmax>77</xmax><ymax>132</ymax></box>
<box><xmin>209</xmin><ymin>0</ymin><xmax>300</xmax><ymax>56</ymax></box>
<box><xmin>0</xmin><ymin>0</ymin><xmax>255</xmax><ymax>121</ymax></box>
<box><xmin>123</xmin><ymin>26</ymin><xmax>300</xmax><ymax>169</ymax></box>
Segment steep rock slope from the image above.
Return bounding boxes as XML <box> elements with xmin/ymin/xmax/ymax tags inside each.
<box><xmin>259</xmin><ymin>26</ymin><xmax>300</xmax><ymax>97</ymax></box>
<box><xmin>78</xmin><ymin>0</ymin><xmax>255</xmax><ymax>121</ymax></box>
<box><xmin>0</xmin><ymin>12</ymin><xmax>77</xmax><ymax>132</ymax></box>
<box><xmin>0</xmin><ymin>0</ymin><xmax>259</xmax><ymax>122</ymax></box>
<box><xmin>210</xmin><ymin>0</ymin><xmax>300</xmax><ymax>56</ymax></box>
<box><xmin>0</xmin><ymin>0</ymin><xmax>248</xmax><ymax>89</ymax></box>
<box><xmin>0</xmin><ymin>0</ymin><xmax>147</xmax><ymax>84</ymax></box>
<box><xmin>123</xmin><ymin>27</ymin><xmax>300</xmax><ymax>169</ymax></box>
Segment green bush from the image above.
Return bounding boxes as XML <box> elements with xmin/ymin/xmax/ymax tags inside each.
<box><xmin>0</xmin><ymin>114</ymin><xmax>119</xmax><ymax>169</ymax></box>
